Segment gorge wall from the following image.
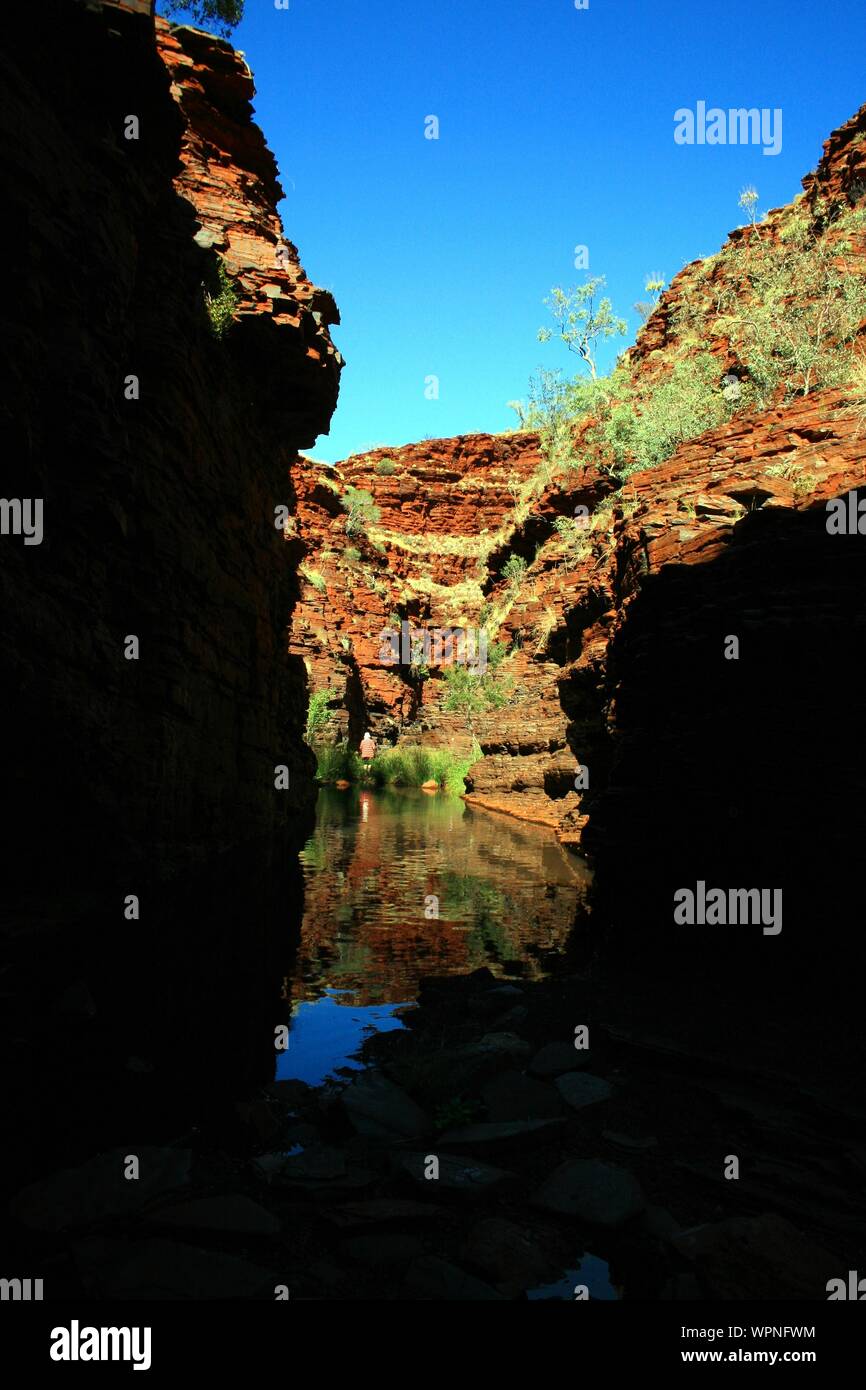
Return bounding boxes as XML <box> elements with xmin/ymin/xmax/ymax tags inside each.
<box><xmin>293</xmin><ymin>103</ymin><xmax>866</xmax><ymax>994</ymax></box>
<box><xmin>0</xmin><ymin>0</ymin><xmax>349</xmax><ymax>1189</ymax></box>
<box><xmin>0</xmin><ymin>0</ymin><xmax>341</xmax><ymax>897</ymax></box>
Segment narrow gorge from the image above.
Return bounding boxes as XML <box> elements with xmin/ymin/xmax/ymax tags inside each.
<box><xmin>1</xmin><ymin>0</ymin><xmax>865</xmax><ymax>1313</ymax></box>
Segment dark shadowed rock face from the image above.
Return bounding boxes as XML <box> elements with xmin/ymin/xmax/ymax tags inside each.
<box><xmin>0</xmin><ymin>1</ymin><xmax>341</xmax><ymax>894</ymax></box>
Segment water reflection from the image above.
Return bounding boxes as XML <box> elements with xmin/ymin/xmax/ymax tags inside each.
<box><xmin>527</xmin><ymin>1255</ymin><xmax>619</xmax><ymax>1300</ymax></box>
<box><xmin>276</xmin><ymin>989</ymin><xmax>410</xmax><ymax>1087</ymax></box>
<box><xmin>291</xmin><ymin>786</ymin><xmax>590</xmax><ymax>1007</ymax></box>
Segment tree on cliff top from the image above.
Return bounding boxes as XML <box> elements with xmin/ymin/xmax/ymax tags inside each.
<box><xmin>538</xmin><ymin>278</ymin><xmax>627</xmax><ymax>380</ymax></box>
<box><xmin>159</xmin><ymin>1</ymin><xmax>244</xmax><ymax>38</ymax></box>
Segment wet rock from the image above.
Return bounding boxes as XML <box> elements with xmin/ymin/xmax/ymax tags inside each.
<box><xmin>490</xmin><ymin>1005</ymin><xmax>530</xmax><ymax>1030</ymax></box>
<box><xmin>404</xmin><ymin>1255</ymin><xmax>506</xmax><ymax>1300</ymax></box>
<box><xmin>257</xmin><ymin>1144</ymin><xmax>376</xmax><ymax>1195</ymax></box>
<box><xmin>324</xmin><ymin>1199</ymin><xmax>450</xmax><ymax>1229</ymax></box>
<box><xmin>11</xmin><ymin>1147</ymin><xmax>192</xmax><ymax>1232</ymax></box>
<box><xmin>234</xmin><ymin>1099</ymin><xmax>280</xmax><ymax>1143</ymax></box>
<box><xmin>532</xmin><ymin>1160</ymin><xmax>645</xmax><ymax>1226</ymax></box>
<box><xmin>73</xmin><ymin>1237</ymin><xmax>273</xmax><ymax>1299</ymax></box>
<box><xmin>397</xmin><ymin>1151</ymin><xmax>516</xmax><ymax>1196</ymax></box>
<box><xmin>125</xmin><ymin>1056</ymin><xmax>154</xmax><ymax>1074</ymax></box>
<box><xmin>59</xmin><ymin>980</ymin><xmax>97</xmax><ymax>1018</ymax></box>
<box><xmin>150</xmin><ymin>1195</ymin><xmax>280</xmax><ymax>1236</ymax></box>
<box><xmin>439</xmin><ymin>1119</ymin><xmax>565</xmax><ymax>1149</ymax></box>
<box><xmin>420</xmin><ymin>968</ymin><xmax>496</xmax><ymax>999</ymax></box>
<box><xmin>660</xmin><ymin>1273</ymin><xmax>703</xmax><ymax>1300</ymax></box>
<box><xmin>481</xmin><ymin>1070</ymin><xmax>564</xmax><ymax>1122</ymax></box>
<box><xmin>671</xmin><ymin>1214</ymin><xmax>842</xmax><ymax>1299</ymax></box>
<box><xmin>529</xmin><ymin>1042</ymin><xmax>592</xmax><ymax>1077</ymax></box>
<box><xmin>461</xmin><ymin>1217</ymin><xmax>572</xmax><ymax>1295</ymax></box>
<box><xmin>255</xmin><ymin>1147</ymin><xmax>345</xmax><ymax>1182</ymax></box>
<box><xmin>641</xmin><ymin>1205</ymin><xmax>681</xmax><ymax>1243</ymax></box>
<box><xmin>342</xmin><ymin>1070</ymin><xmax>432</xmax><ymax>1142</ymax></box>
<box><xmin>308</xmin><ymin>1258</ymin><xmax>346</xmax><ymax>1290</ymax></box>
<box><xmin>283</xmin><ymin>1121</ymin><xmax>321</xmax><ymax>1148</ymax></box>
<box><xmin>343</xmin><ymin>1234</ymin><xmax>424</xmax><ymax>1267</ymax></box>
<box><xmin>264</xmin><ymin>1079</ymin><xmax>313</xmax><ymax>1108</ymax></box>
<box><xmin>555</xmin><ymin>1073</ymin><xmax>612</xmax><ymax>1111</ymax></box>
<box><xmin>467</xmin><ymin>990</ymin><xmax>518</xmax><ymax>1019</ymax></box>
<box><xmin>415</xmin><ymin>1040</ymin><xmax>522</xmax><ymax>1095</ymax></box>
<box><xmin>475</xmin><ymin>1032</ymin><xmax>531</xmax><ymax>1060</ymax></box>
<box><xmin>487</xmin><ymin>985</ymin><xmax>524</xmax><ymax>1000</ymax></box>
<box><xmin>603</xmin><ymin>1129</ymin><xmax>658</xmax><ymax>1153</ymax></box>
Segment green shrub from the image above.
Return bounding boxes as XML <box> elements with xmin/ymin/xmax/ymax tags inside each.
<box><xmin>711</xmin><ymin>204</ymin><xmax>866</xmax><ymax>403</ymax></box>
<box><xmin>852</xmin><ymin>351</ymin><xmax>866</xmax><ymax>434</ymax></box>
<box><xmin>315</xmin><ymin>742</ymin><xmax>354</xmax><ymax>781</ymax></box>
<box><xmin>161</xmin><ymin>1</ymin><xmax>244</xmax><ymax>38</ymax></box>
<box><xmin>443</xmin><ymin>658</ymin><xmax>513</xmax><ymax>717</ymax></box>
<box><xmin>341</xmin><ymin>487</ymin><xmax>381</xmax><ymax>537</ymax></box>
<box><xmin>376</xmin><ymin>458</ymin><xmax>398</xmax><ymax>475</ymax></box>
<box><xmin>317</xmin><ymin>741</ymin><xmax>481</xmax><ymax>792</ymax></box>
<box><xmin>601</xmin><ymin>353</ymin><xmax>728</xmax><ymax>476</ymax></box>
<box><xmin>518</xmin><ymin>195</ymin><xmax>866</xmax><ymax>489</ymax></box>
<box><xmin>525</xmin><ymin>367</ymin><xmax>617</xmax><ymax>472</ymax></box>
<box><xmin>301</xmin><ymin>566</ymin><xmax>327</xmax><ymax>593</ymax></box>
<box><xmin>409</xmin><ymin>636</ymin><xmax>430</xmax><ymax>681</ymax></box>
<box><xmin>305</xmin><ymin>691</ymin><xmax>333</xmax><ymax>743</ymax></box>
<box><xmin>501</xmin><ymin>554</ymin><xmax>528</xmax><ymax>591</ymax></box>
<box><xmin>204</xmin><ymin>259</ymin><xmax>239</xmax><ymax>339</ymax></box>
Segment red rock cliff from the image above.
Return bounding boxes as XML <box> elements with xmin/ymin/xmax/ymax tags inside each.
<box><xmin>0</xmin><ymin>0</ymin><xmax>341</xmax><ymax>892</ymax></box>
<box><xmin>292</xmin><ymin>102</ymin><xmax>865</xmax><ymax>880</ymax></box>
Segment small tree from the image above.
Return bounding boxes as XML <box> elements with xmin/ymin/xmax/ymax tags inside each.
<box><xmin>738</xmin><ymin>186</ymin><xmax>760</xmax><ymax>226</ymax></box>
<box><xmin>502</xmin><ymin>554</ymin><xmax>528</xmax><ymax>593</ymax></box>
<box><xmin>538</xmin><ymin>277</ymin><xmax>627</xmax><ymax>379</ymax></box>
<box><xmin>634</xmin><ymin>271</ymin><xmax>666</xmax><ymax>323</ymax></box>
<box><xmin>341</xmin><ymin>487</ymin><xmax>380</xmax><ymax>537</ymax></box>
<box><xmin>305</xmin><ymin>691</ymin><xmax>333</xmax><ymax>744</ymax></box>
<box><xmin>160</xmin><ymin>1</ymin><xmax>244</xmax><ymax>37</ymax></box>
<box><xmin>204</xmin><ymin>259</ymin><xmax>238</xmax><ymax>338</ymax></box>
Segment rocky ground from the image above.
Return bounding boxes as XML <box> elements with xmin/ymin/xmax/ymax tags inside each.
<box><xmin>6</xmin><ymin>955</ymin><xmax>861</xmax><ymax>1302</ymax></box>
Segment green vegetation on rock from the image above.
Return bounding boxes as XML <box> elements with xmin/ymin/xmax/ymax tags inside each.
<box><xmin>204</xmin><ymin>258</ymin><xmax>239</xmax><ymax>339</ymax></box>
<box><xmin>160</xmin><ymin>1</ymin><xmax>244</xmax><ymax>38</ymax></box>
<box><xmin>313</xmin><ymin>740</ymin><xmax>481</xmax><ymax>793</ymax></box>
<box><xmin>341</xmin><ymin>486</ymin><xmax>381</xmax><ymax>538</ymax></box>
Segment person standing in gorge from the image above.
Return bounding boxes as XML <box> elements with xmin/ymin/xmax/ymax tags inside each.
<box><xmin>359</xmin><ymin>730</ymin><xmax>377</xmax><ymax>762</ymax></box>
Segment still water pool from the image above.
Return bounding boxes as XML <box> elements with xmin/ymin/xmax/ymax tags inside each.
<box><xmin>276</xmin><ymin>786</ymin><xmax>589</xmax><ymax>1086</ymax></box>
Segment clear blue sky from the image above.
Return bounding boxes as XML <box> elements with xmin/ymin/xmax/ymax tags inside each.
<box><xmin>160</xmin><ymin>0</ymin><xmax>866</xmax><ymax>462</ymax></box>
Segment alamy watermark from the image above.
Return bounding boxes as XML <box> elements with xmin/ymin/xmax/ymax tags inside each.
<box><xmin>674</xmin><ymin>882</ymin><xmax>782</xmax><ymax>935</ymax></box>
<box><xmin>674</xmin><ymin>102</ymin><xmax>782</xmax><ymax>157</ymax></box>
<box><xmin>378</xmin><ymin>621</ymin><xmax>488</xmax><ymax>674</ymax></box>
<box><xmin>49</xmin><ymin>1321</ymin><xmax>151</xmax><ymax>1371</ymax></box>
<box><xmin>826</xmin><ymin>490</ymin><xmax>866</xmax><ymax>534</ymax></box>
<box><xmin>827</xmin><ymin>1271</ymin><xmax>866</xmax><ymax>1299</ymax></box>
<box><xmin>0</xmin><ymin>498</ymin><xmax>43</xmax><ymax>545</ymax></box>
<box><xmin>1</xmin><ymin>1276</ymin><xmax>42</xmax><ymax>1300</ymax></box>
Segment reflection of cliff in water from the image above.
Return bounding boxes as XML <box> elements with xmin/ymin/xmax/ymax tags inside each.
<box><xmin>292</xmin><ymin>787</ymin><xmax>591</xmax><ymax>1005</ymax></box>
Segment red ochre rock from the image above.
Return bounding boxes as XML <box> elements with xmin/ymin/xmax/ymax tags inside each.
<box><xmin>291</xmin><ymin>101</ymin><xmax>866</xmax><ymax>855</ymax></box>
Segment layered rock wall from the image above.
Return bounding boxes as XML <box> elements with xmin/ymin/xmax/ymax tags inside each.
<box><xmin>0</xmin><ymin>0</ymin><xmax>341</xmax><ymax>895</ymax></box>
<box><xmin>292</xmin><ymin>102</ymin><xmax>865</xmax><ymax>867</ymax></box>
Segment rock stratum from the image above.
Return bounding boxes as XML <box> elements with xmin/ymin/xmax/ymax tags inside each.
<box><xmin>292</xmin><ymin>103</ymin><xmax>866</xmax><ymax>971</ymax></box>
<box><xmin>0</xmin><ymin>0</ymin><xmax>341</xmax><ymax>893</ymax></box>
<box><xmin>1</xmin><ymin>2</ymin><xmax>864</xmax><ymax>1306</ymax></box>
